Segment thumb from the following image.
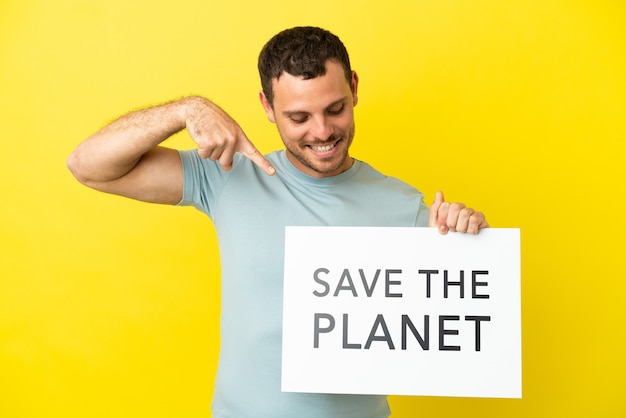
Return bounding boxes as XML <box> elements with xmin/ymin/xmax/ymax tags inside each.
<box><xmin>428</xmin><ymin>191</ymin><xmax>444</xmax><ymax>227</ymax></box>
<box><xmin>429</xmin><ymin>190</ymin><xmax>449</xmax><ymax>234</ymax></box>
<box><xmin>433</xmin><ymin>190</ymin><xmax>445</xmax><ymax>206</ymax></box>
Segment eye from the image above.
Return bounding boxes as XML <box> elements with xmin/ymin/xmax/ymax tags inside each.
<box><xmin>327</xmin><ymin>103</ymin><xmax>345</xmax><ymax>116</ymax></box>
<box><xmin>290</xmin><ymin>116</ymin><xmax>309</xmax><ymax>124</ymax></box>
<box><xmin>286</xmin><ymin>112</ymin><xmax>310</xmax><ymax>124</ymax></box>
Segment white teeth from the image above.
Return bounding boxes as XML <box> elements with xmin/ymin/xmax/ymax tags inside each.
<box><xmin>311</xmin><ymin>143</ymin><xmax>335</xmax><ymax>152</ymax></box>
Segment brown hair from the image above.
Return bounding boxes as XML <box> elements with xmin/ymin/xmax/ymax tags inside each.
<box><xmin>258</xmin><ymin>26</ymin><xmax>352</xmax><ymax>106</ymax></box>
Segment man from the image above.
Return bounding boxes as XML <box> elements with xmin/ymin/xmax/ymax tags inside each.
<box><xmin>68</xmin><ymin>26</ymin><xmax>488</xmax><ymax>418</ymax></box>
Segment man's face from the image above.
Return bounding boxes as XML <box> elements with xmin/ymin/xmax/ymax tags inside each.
<box><xmin>260</xmin><ymin>60</ymin><xmax>359</xmax><ymax>178</ymax></box>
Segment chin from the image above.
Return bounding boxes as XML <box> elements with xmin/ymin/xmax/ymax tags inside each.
<box><xmin>310</xmin><ymin>155</ymin><xmax>352</xmax><ymax>177</ymax></box>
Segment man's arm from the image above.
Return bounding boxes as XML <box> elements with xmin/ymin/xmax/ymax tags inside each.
<box><xmin>67</xmin><ymin>96</ymin><xmax>275</xmax><ymax>204</ymax></box>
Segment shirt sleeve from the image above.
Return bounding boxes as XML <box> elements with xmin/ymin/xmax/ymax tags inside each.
<box><xmin>175</xmin><ymin>149</ymin><xmax>231</xmax><ymax>219</ymax></box>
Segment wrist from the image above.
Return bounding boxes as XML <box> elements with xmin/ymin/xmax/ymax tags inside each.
<box><xmin>178</xmin><ymin>95</ymin><xmax>211</xmax><ymax>125</ymax></box>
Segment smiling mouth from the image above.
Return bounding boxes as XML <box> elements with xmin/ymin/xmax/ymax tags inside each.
<box><xmin>307</xmin><ymin>138</ymin><xmax>342</xmax><ymax>153</ymax></box>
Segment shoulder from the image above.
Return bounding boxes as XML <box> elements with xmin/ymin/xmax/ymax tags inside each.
<box><xmin>354</xmin><ymin>160</ymin><xmax>420</xmax><ymax>192</ymax></box>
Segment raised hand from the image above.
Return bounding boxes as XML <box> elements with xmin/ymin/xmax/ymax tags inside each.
<box><xmin>183</xmin><ymin>96</ymin><xmax>275</xmax><ymax>176</ymax></box>
<box><xmin>428</xmin><ymin>191</ymin><xmax>489</xmax><ymax>234</ymax></box>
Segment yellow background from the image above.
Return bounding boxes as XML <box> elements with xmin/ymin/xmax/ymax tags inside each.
<box><xmin>1</xmin><ymin>0</ymin><xmax>624</xmax><ymax>416</ymax></box>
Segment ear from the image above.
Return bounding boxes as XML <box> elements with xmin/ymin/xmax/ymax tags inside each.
<box><xmin>259</xmin><ymin>91</ymin><xmax>276</xmax><ymax>123</ymax></box>
<box><xmin>351</xmin><ymin>71</ymin><xmax>359</xmax><ymax>106</ymax></box>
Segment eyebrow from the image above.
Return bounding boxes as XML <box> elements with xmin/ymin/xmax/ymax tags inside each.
<box><xmin>281</xmin><ymin>96</ymin><xmax>347</xmax><ymax>118</ymax></box>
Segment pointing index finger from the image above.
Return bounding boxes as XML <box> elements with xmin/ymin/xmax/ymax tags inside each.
<box><xmin>238</xmin><ymin>138</ymin><xmax>276</xmax><ymax>176</ymax></box>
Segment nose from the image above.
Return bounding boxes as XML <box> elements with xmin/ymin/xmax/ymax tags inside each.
<box><xmin>310</xmin><ymin>115</ymin><xmax>333</xmax><ymax>140</ymax></box>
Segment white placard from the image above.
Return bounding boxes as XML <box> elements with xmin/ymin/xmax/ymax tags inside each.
<box><xmin>282</xmin><ymin>227</ymin><xmax>521</xmax><ymax>398</ymax></box>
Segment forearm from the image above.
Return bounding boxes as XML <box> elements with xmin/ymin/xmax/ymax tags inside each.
<box><xmin>67</xmin><ymin>97</ymin><xmax>190</xmax><ymax>184</ymax></box>
<box><xmin>67</xmin><ymin>95</ymin><xmax>273</xmax><ymax>201</ymax></box>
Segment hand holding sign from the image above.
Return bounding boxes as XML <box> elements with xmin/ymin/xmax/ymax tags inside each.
<box><xmin>428</xmin><ymin>191</ymin><xmax>489</xmax><ymax>235</ymax></box>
